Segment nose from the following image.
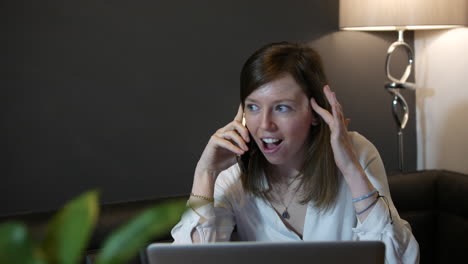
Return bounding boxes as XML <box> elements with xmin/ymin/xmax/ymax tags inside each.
<box><xmin>259</xmin><ymin>110</ymin><xmax>277</xmax><ymax>131</ymax></box>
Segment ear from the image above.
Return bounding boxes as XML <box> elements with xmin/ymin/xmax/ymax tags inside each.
<box><xmin>311</xmin><ymin>111</ymin><xmax>319</xmax><ymax>126</ymax></box>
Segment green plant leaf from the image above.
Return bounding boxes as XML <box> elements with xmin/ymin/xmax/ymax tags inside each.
<box><xmin>41</xmin><ymin>190</ymin><xmax>99</xmax><ymax>264</ymax></box>
<box><xmin>0</xmin><ymin>222</ymin><xmax>46</xmax><ymax>264</ymax></box>
<box><xmin>95</xmin><ymin>198</ymin><xmax>187</xmax><ymax>264</ymax></box>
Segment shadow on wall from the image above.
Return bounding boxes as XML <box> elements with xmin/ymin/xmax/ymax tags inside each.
<box><xmin>415</xmin><ymin>80</ymin><xmax>435</xmax><ymax>170</ymax></box>
<box><xmin>415</xmin><ymin>30</ymin><xmax>437</xmax><ymax>171</ymax></box>
<box><xmin>438</xmin><ymin>101</ymin><xmax>468</xmax><ymax>173</ymax></box>
<box><xmin>415</xmin><ymin>85</ymin><xmax>435</xmax><ymax>170</ymax></box>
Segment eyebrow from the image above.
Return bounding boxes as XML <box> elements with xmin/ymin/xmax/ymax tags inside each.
<box><xmin>244</xmin><ymin>98</ymin><xmax>297</xmax><ymax>104</ymax></box>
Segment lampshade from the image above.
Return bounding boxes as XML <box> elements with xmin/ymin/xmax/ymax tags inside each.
<box><xmin>339</xmin><ymin>0</ymin><xmax>468</xmax><ymax>31</ymax></box>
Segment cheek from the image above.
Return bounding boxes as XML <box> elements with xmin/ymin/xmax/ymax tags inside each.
<box><xmin>285</xmin><ymin>114</ymin><xmax>313</xmax><ymax>137</ymax></box>
<box><xmin>244</xmin><ymin>117</ymin><xmax>257</xmax><ymax>133</ymax></box>
<box><xmin>288</xmin><ymin>121</ymin><xmax>311</xmax><ymax>137</ymax></box>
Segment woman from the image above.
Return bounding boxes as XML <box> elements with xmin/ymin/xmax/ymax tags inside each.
<box><xmin>171</xmin><ymin>42</ymin><xmax>419</xmax><ymax>263</ymax></box>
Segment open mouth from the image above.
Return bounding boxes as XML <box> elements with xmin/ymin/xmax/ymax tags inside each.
<box><xmin>261</xmin><ymin>138</ymin><xmax>283</xmax><ymax>153</ymax></box>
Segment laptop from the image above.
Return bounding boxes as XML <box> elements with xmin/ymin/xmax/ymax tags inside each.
<box><xmin>146</xmin><ymin>241</ymin><xmax>385</xmax><ymax>264</ymax></box>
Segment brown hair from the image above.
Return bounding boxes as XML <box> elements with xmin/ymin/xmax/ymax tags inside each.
<box><xmin>239</xmin><ymin>42</ymin><xmax>339</xmax><ymax>211</ymax></box>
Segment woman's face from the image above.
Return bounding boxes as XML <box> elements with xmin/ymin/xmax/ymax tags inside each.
<box><xmin>244</xmin><ymin>74</ymin><xmax>318</xmax><ymax>169</ymax></box>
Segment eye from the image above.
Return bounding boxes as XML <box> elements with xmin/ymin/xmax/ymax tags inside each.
<box><xmin>275</xmin><ymin>104</ymin><xmax>291</xmax><ymax>112</ymax></box>
<box><xmin>246</xmin><ymin>104</ymin><xmax>259</xmax><ymax>112</ymax></box>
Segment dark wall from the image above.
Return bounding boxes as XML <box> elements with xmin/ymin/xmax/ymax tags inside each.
<box><xmin>2</xmin><ymin>0</ymin><xmax>416</xmax><ymax>216</ymax></box>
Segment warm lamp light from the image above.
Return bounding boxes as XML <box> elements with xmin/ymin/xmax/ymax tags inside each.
<box><xmin>339</xmin><ymin>0</ymin><xmax>468</xmax><ymax>172</ymax></box>
<box><xmin>340</xmin><ymin>0</ymin><xmax>468</xmax><ymax>31</ymax></box>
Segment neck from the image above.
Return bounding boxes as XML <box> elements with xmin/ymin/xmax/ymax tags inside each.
<box><xmin>268</xmin><ymin>164</ymin><xmax>301</xmax><ymax>186</ymax></box>
<box><xmin>271</xmin><ymin>138</ymin><xmax>309</xmax><ymax>181</ymax></box>
<box><xmin>267</xmin><ymin>164</ymin><xmax>304</xmax><ymax>210</ymax></box>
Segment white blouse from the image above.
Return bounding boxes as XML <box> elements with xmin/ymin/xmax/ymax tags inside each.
<box><xmin>171</xmin><ymin>132</ymin><xmax>420</xmax><ymax>264</ymax></box>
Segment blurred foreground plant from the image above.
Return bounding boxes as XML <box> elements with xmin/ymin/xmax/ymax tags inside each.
<box><xmin>0</xmin><ymin>191</ymin><xmax>186</xmax><ymax>264</ymax></box>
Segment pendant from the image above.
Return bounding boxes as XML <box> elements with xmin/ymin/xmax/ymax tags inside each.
<box><xmin>281</xmin><ymin>210</ymin><xmax>290</xmax><ymax>219</ymax></box>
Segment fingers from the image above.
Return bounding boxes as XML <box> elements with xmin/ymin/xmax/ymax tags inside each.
<box><xmin>310</xmin><ymin>85</ymin><xmax>347</xmax><ymax>127</ymax></box>
<box><xmin>323</xmin><ymin>85</ymin><xmax>340</xmax><ymax>119</ymax></box>
<box><xmin>212</xmin><ymin>134</ymin><xmax>246</xmax><ymax>155</ymax></box>
<box><xmin>207</xmin><ymin>104</ymin><xmax>250</xmax><ymax>158</ymax></box>
<box><xmin>323</xmin><ymin>85</ymin><xmax>336</xmax><ymax>105</ymax></box>
<box><xmin>215</xmin><ymin>116</ymin><xmax>251</xmax><ymax>154</ymax></box>
<box><xmin>234</xmin><ymin>104</ymin><xmax>247</xmax><ymax>132</ymax></box>
<box><xmin>310</xmin><ymin>97</ymin><xmax>333</xmax><ymax>125</ymax></box>
<box><xmin>217</xmin><ymin>129</ymin><xmax>249</xmax><ymax>152</ymax></box>
<box><xmin>345</xmin><ymin>118</ymin><xmax>351</xmax><ymax>128</ymax></box>
<box><xmin>234</xmin><ymin>104</ymin><xmax>244</xmax><ymax>122</ymax></box>
<box><xmin>222</xmin><ymin>119</ymin><xmax>250</xmax><ymax>143</ymax></box>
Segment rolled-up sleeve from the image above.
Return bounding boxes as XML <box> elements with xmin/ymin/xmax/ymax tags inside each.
<box><xmin>171</xmin><ymin>202</ymin><xmax>214</xmax><ymax>243</ymax></box>
<box><xmin>171</xmin><ymin>167</ymin><xmax>238</xmax><ymax>244</ymax></box>
<box><xmin>351</xmin><ymin>132</ymin><xmax>420</xmax><ymax>264</ymax></box>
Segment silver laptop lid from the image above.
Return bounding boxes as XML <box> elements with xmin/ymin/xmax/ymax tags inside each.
<box><xmin>146</xmin><ymin>241</ymin><xmax>385</xmax><ymax>264</ymax></box>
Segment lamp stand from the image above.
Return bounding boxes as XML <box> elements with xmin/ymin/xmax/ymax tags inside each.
<box><xmin>384</xmin><ymin>30</ymin><xmax>415</xmax><ymax>172</ymax></box>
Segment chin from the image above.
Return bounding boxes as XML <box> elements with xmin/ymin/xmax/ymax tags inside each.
<box><xmin>262</xmin><ymin>155</ymin><xmax>287</xmax><ymax>165</ymax></box>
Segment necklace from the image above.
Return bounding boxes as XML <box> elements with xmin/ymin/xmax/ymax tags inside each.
<box><xmin>275</xmin><ymin>177</ymin><xmax>300</xmax><ymax>220</ymax></box>
<box><xmin>267</xmin><ymin>169</ymin><xmax>301</xmax><ymax>220</ymax></box>
<box><xmin>278</xmin><ymin>190</ymin><xmax>298</xmax><ymax>219</ymax></box>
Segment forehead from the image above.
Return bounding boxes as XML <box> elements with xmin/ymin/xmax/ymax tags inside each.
<box><xmin>246</xmin><ymin>74</ymin><xmax>306</xmax><ymax>102</ymax></box>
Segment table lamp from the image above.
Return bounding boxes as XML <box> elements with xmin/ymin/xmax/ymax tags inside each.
<box><xmin>339</xmin><ymin>0</ymin><xmax>468</xmax><ymax>172</ymax></box>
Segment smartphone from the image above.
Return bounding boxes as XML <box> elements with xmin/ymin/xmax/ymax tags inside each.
<box><xmin>237</xmin><ymin>115</ymin><xmax>253</xmax><ymax>173</ymax></box>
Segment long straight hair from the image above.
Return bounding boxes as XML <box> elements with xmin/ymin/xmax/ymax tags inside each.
<box><xmin>238</xmin><ymin>42</ymin><xmax>339</xmax><ymax>211</ymax></box>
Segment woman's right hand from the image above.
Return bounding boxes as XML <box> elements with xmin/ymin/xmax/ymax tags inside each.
<box><xmin>195</xmin><ymin>105</ymin><xmax>250</xmax><ymax>180</ymax></box>
<box><xmin>188</xmin><ymin>105</ymin><xmax>250</xmax><ymax>226</ymax></box>
<box><xmin>190</xmin><ymin>105</ymin><xmax>250</xmax><ymax>202</ymax></box>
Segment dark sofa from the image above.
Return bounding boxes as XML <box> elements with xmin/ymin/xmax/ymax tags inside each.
<box><xmin>388</xmin><ymin>170</ymin><xmax>468</xmax><ymax>263</ymax></box>
<box><xmin>2</xmin><ymin>170</ymin><xmax>467</xmax><ymax>264</ymax></box>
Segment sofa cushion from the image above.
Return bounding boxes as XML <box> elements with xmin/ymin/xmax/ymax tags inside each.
<box><xmin>388</xmin><ymin>170</ymin><xmax>468</xmax><ymax>264</ymax></box>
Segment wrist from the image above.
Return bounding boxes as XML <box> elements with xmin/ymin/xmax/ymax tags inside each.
<box><xmin>341</xmin><ymin>163</ymin><xmax>366</xmax><ymax>182</ymax></box>
<box><xmin>188</xmin><ymin>195</ymin><xmax>213</xmax><ymax>210</ymax></box>
<box><xmin>192</xmin><ymin>165</ymin><xmax>217</xmax><ymax>198</ymax></box>
<box><xmin>342</xmin><ymin>166</ymin><xmax>375</xmax><ymax>197</ymax></box>
<box><xmin>195</xmin><ymin>164</ymin><xmax>219</xmax><ymax>175</ymax></box>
